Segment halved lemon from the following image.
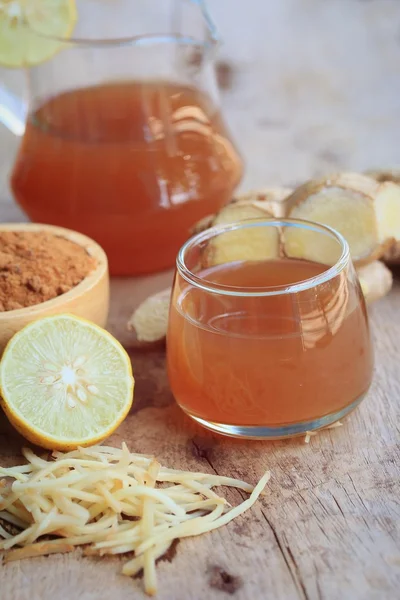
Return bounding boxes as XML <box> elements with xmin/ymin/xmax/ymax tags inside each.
<box><xmin>0</xmin><ymin>314</ymin><xmax>134</xmax><ymax>450</ymax></box>
<box><xmin>0</xmin><ymin>0</ymin><xmax>77</xmax><ymax>68</ymax></box>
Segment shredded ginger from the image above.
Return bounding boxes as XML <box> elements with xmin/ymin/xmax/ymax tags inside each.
<box><xmin>0</xmin><ymin>444</ymin><xmax>270</xmax><ymax>596</ymax></box>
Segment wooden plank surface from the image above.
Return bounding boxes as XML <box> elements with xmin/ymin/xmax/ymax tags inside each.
<box><xmin>1</xmin><ymin>1</ymin><xmax>400</xmax><ymax>599</ymax></box>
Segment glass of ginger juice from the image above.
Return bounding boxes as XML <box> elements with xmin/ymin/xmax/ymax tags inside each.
<box><xmin>167</xmin><ymin>219</ymin><xmax>373</xmax><ymax>439</ymax></box>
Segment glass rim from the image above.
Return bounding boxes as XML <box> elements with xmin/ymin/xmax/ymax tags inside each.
<box><xmin>25</xmin><ymin>2</ymin><xmax>219</xmax><ymax>48</ymax></box>
<box><xmin>176</xmin><ymin>218</ymin><xmax>351</xmax><ymax>297</ymax></box>
<box><xmin>26</xmin><ymin>30</ymin><xmax>219</xmax><ymax>49</ymax></box>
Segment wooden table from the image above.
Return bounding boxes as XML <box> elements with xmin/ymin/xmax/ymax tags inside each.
<box><xmin>1</xmin><ymin>1</ymin><xmax>400</xmax><ymax>598</ymax></box>
<box><xmin>2</xmin><ymin>268</ymin><xmax>400</xmax><ymax>600</ymax></box>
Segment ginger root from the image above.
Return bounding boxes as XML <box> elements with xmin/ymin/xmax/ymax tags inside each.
<box><xmin>127</xmin><ymin>288</ymin><xmax>170</xmax><ymax>343</ymax></box>
<box><xmin>365</xmin><ymin>170</ymin><xmax>400</xmax><ymax>264</ymax></box>
<box><xmin>191</xmin><ymin>187</ymin><xmax>292</xmax><ymax>236</ymax></box>
<box><xmin>127</xmin><ymin>261</ymin><xmax>392</xmax><ymax>344</ymax></box>
<box><xmin>127</xmin><ymin>177</ymin><xmax>396</xmax><ymax>344</ymax></box>
<box><xmin>357</xmin><ymin>261</ymin><xmax>393</xmax><ymax>305</ymax></box>
<box><xmin>231</xmin><ymin>186</ymin><xmax>293</xmax><ymax>218</ymax></box>
<box><xmin>202</xmin><ymin>202</ymin><xmax>279</xmax><ymax>267</ymax></box>
<box><xmin>284</xmin><ymin>173</ymin><xmax>395</xmax><ymax>266</ymax></box>
<box><xmin>365</xmin><ymin>168</ymin><xmax>400</xmax><ymax>185</ymax></box>
<box><xmin>196</xmin><ymin>187</ymin><xmax>292</xmax><ymax>267</ymax></box>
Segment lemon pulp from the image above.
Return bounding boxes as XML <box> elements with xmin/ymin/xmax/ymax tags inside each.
<box><xmin>0</xmin><ymin>314</ymin><xmax>134</xmax><ymax>450</ymax></box>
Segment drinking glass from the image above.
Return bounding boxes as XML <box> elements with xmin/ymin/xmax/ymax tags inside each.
<box><xmin>167</xmin><ymin>219</ymin><xmax>373</xmax><ymax>438</ymax></box>
<box><xmin>1</xmin><ymin>0</ymin><xmax>243</xmax><ymax>275</ymax></box>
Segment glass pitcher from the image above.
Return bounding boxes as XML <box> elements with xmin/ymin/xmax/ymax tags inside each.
<box><xmin>0</xmin><ymin>0</ymin><xmax>243</xmax><ymax>276</ymax></box>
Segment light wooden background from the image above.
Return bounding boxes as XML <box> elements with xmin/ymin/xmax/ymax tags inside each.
<box><xmin>1</xmin><ymin>1</ymin><xmax>400</xmax><ymax>599</ymax></box>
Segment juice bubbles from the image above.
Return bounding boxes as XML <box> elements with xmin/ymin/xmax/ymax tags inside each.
<box><xmin>11</xmin><ymin>81</ymin><xmax>243</xmax><ymax>275</ymax></box>
<box><xmin>167</xmin><ymin>258</ymin><xmax>373</xmax><ymax>436</ymax></box>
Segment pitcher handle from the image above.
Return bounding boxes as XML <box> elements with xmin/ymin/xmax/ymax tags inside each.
<box><xmin>0</xmin><ymin>84</ymin><xmax>27</xmax><ymax>136</ymax></box>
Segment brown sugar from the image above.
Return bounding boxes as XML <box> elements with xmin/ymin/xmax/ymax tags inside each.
<box><xmin>0</xmin><ymin>231</ymin><xmax>97</xmax><ymax>311</ymax></box>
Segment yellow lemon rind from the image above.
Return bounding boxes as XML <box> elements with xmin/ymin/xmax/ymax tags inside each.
<box><xmin>0</xmin><ymin>314</ymin><xmax>134</xmax><ymax>451</ymax></box>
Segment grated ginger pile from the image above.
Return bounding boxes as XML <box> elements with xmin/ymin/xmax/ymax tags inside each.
<box><xmin>0</xmin><ymin>444</ymin><xmax>270</xmax><ymax>596</ymax></box>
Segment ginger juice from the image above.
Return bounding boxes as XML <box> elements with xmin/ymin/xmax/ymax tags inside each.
<box><xmin>11</xmin><ymin>81</ymin><xmax>243</xmax><ymax>276</ymax></box>
<box><xmin>167</xmin><ymin>257</ymin><xmax>373</xmax><ymax>436</ymax></box>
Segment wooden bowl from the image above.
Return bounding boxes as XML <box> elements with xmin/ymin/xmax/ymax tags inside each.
<box><xmin>0</xmin><ymin>223</ymin><xmax>109</xmax><ymax>355</ymax></box>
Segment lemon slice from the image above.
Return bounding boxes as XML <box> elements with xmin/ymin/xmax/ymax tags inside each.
<box><xmin>0</xmin><ymin>315</ymin><xmax>134</xmax><ymax>450</ymax></box>
<box><xmin>0</xmin><ymin>0</ymin><xmax>77</xmax><ymax>67</ymax></box>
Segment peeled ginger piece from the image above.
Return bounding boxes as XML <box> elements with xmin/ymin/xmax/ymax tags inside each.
<box><xmin>212</xmin><ymin>201</ymin><xmax>274</xmax><ymax>226</ymax></box>
<box><xmin>191</xmin><ymin>187</ymin><xmax>292</xmax><ymax>235</ymax></box>
<box><xmin>366</xmin><ymin>170</ymin><xmax>400</xmax><ymax>264</ymax></box>
<box><xmin>232</xmin><ymin>186</ymin><xmax>293</xmax><ymax>218</ymax></box>
<box><xmin>357</xmin><ymin>261</ymin><xmax>393</xmax><ymax>304</ymax></box>
<box><xmin>202</xmin><ymin>202</ymin><xmax>279</xmax><ymax>267</ymax></box>
<box><xmin>374</xmin><ymin>182</ymin><xmax>400</xmax><ymax>261</ymax></box>
<box><xmin>128</xmin><ymin>288</ymin><xmax>171</xmax><ymax>343</ymax></box>
<box><xmin>284</xmin><ymin>173</ymin><xmax>387</xmax><ymax>265</ymax></box>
